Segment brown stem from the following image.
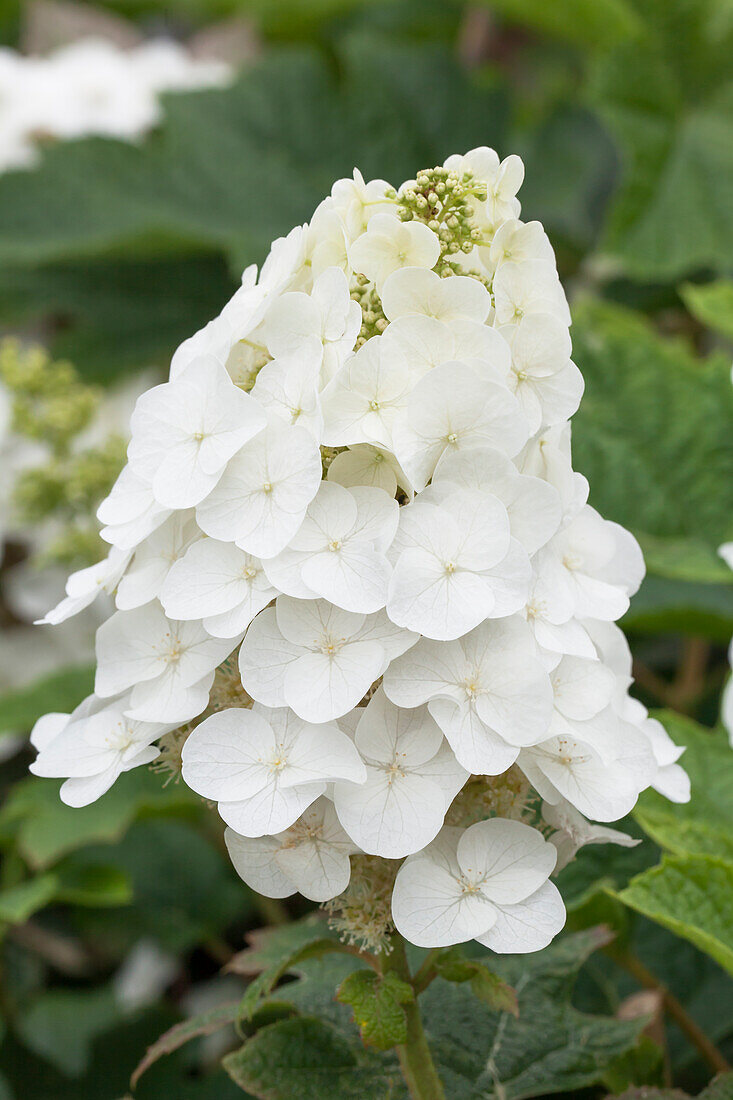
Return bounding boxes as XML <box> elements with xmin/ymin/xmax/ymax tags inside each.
<box><xmin>669</xmin><ymin>637</ymin><xmax>710</xmax><ymax>713</ymax></box>
<box><xmin>610</xmin><ymin>948</ymin><xmax>730</xmax><ymax>1074</ymax></box>
<box><xmin>381</xmin><ymin>937</ymin><xmax>446</xmax><ymax>1100</ymax></box>
<box><xmin>632</xmin><ymin>660</ymin><xmax>676</xmax><ymax>708</ymax></box>
<box><xmin>9</xmin><ymin>920</ymin><xmax>94</xmax><ymax>976</ymax></box>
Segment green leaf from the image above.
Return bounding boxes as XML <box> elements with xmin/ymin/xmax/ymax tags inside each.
<box><xmin>0</xmin><ymin>664</ymin><xmax>93</xmax><ymax>736</ymax></box>
<box><xmin>634</xmin><ymin>533</ymin><xmax>733</xmax><ymax>585</ymax></box>
<box><xmin>0</xmin><ymin>771</ymin><xmax>198</xmax><ymax>869</ymax></box>
<box><xmin>611</xmin><ymin>1077</ymin><xmax>733</xmax><ymax>1100</ymax></box>
<box><xmin>680</xmin><ymin>280</ymin><xmax>733</xmax><ymax>341</ymax></box>
<box><xmin>622</xmin><ymin>576</ymin><xmax>733</xmax><ymax>643</ymax></box>
<box><xmin>617</xmin><ymin>855</ymin><xmax>733</xmax><ymax>975</ymax></box>
<box><xmin>0</xmin><ymin>255</ymin><xmax>237</xmax><ymax>381</ymax></box>
<box><xmin>239</xmin><ymin>938</ymin><xmax>346</xmax><ymax>1023</ymax></box>
<box><xmin>0</xmin><ymin>40</ymin><xmax>508</xmax><ymax>272</ymax></box>
<box><xmin>0</xmin><ymin>874</ymin><xmax>58</xmax><ymax>924</ymax></box>
<box><xmin>132</xmin><ymin>1003</ymin><xmax>241</xmax><ymax>1087</ymax></box>
<box><xmin>417</xmin><ymin>928</ymin><xmax>642</xmax><ymax>1098</ymax></box>
<box><xmin>475</xmin><ymin>0</ymin><xmax>641</xmax><ymax>49</ymax></box>
<box><xmin>266</xmin><ymin>928</ymin><xmax>642</xmax><ymax>1098</ymax></box>
<box><xmin>514</xmin><ymin>104</ymin><xmax>618</xmax><ymax>255</ymax></box>
<box><xmin>571</xmin><ymin>299</ymin><xmax>733</xmax><ymax>574</ymax></box>
<box><xmin>54</xmin><ymin>862</ymin><xmax>133</xmax><ymax>908</ymax></box>
<box><xmin>603</xmin><ymin>1033</ymin><xmax>666</xmax><ymax>1093</ymax></box>
<box><xmin>72</xmin><ymin>819</ymin><xmax>250</xmax><ymax>954</ymax></box>
<box><xmin>592</xmin><ymin>0</ymin><xmax>733</xmax><ymax>279</ymax></box>
<box><xmin>336</xmin><ymin>970</ymin><xmax>414</xmax><ymax>1050</ymax></box>
<box><xmin>228</xmin><ymin>915</ymin><xmax>343</xmax><ymax>977</ymax></box>
<box><xmin>434</xmin><ymin>949</ymin><xmax>519</xmax><ymax>1016</ymax></box>
<box><xmin>223</xmin><ymin>1016</ymin><xmax>401</xmax><ymax>1099</ymax></box>
<box><xmin>14</xmin><ymin>986</ymin><xmax>121</xmax><ymax>1076</ymax></box>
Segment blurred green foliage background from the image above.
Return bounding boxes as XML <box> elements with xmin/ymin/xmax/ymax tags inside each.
<box><xmin>0</xmin><ymin>1</ymin><xmax>731</xmax><ymax>1097</ymax></box>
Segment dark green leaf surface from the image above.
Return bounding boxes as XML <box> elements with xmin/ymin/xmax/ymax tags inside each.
<box><xmin>593</xmin><ymin>0</ymin><xmax>733</xmax><ymax>278</ymax></box>
<box><xmin>224</xmin><ymin>1015</ymin><xmax>401</xmax><ymax>1099</ymax></box>
<box><xmin>618</xmin><ymin>855</ymin><xmax>733</xmax><ymax>975</ymax></box>
<box><xmin>572</xmin><ymin>299</ymin><xmax>733</xmax><ymax>564</ymax></box>
<box><xmin>680</xmin><ymin>280</ymin><xmax>733</xmax><ymax>341</ymax></box>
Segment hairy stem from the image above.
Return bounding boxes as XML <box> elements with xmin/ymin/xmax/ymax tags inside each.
<box><xmin>381</xmin><ymin>937</ymin><xmax>447</xmax><ymax>1100</ymax></box>
<box><xmin>611</xmin><ymin>948</ymin><xmax>730</xmax><ymax>1074</ymax></box>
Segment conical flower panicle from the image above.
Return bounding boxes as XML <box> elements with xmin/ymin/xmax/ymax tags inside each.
<box><xmin>31</xmin><ymin>150</ymin><xmax>691</xmax><ymax>951</ymax></box>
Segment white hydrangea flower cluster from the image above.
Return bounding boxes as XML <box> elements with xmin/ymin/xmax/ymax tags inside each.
<box><xmin>31</xmin><ymin>148</ymin><xmax>691</xmax><ymax>953</ymax></box>
<box><xmin>0</xmin><ymin>37</ymin><xmax>230</xmax><ymax>173</ymax></box>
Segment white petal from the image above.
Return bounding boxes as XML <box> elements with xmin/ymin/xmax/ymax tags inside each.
<box><xmin>392</xmin><ymin>852</ymin><xmax>496</xmax><ymax>948</ymax></box>
<box><xmin>238</xmin><ymin>608</ymin><xmax>299</xmax><ymax>708</ymax></box>
<box><xmin>475</xmin><ymin>881</ymin><xmax>565</xmax><ymax>953</ymax></box>
<box><xmin>181</xmin><ymin>707</ymin><xmax>277</xmax><ymax>802</ymax></box>
<box><xmin>225</xmin><ymin>829</ymin><xmax>294</xmax><ymax>898</ymax></box>
<box><xmin>284</xmin><ymin>643</ymin><xmax>385</xmax><ymax>723</ymax></box>
<box><xmin>457</xmin><ymin>819</ymin><xmax>557</xmax><ymax>905</ymax></box>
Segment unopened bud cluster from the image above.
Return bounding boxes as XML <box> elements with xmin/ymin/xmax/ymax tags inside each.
<box><xmin>30</xmin><ymin>149</ymin><xmax>690</xmax><ymax>953</ymax></box>
<box><xmin>0</xmin><ymin>340</ymin><xmax>126</xmax><ymax>567</ymax></box>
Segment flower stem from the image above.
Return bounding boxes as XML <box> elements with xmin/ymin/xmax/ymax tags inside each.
<box><xmin>381</xmin><ymin>937</ymin><xmax>447</xmax><ymax>1100</ymax></box>
<box><xmin>610</xmin><ymin>947</ymin><xmax>730</xmax><ymax>1074</ymax></box>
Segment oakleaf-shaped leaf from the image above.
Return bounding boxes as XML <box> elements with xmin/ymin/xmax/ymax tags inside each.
<box><xmin>337</xmin><ymin>970</ymin><xmax>414</xmax><ymax>1050</ymax></box>
<box><xmin>617</xmin><ymin>855</ymin><xmax>733</xmax><ymax>975</ymax></box>
<box><xmin>434</xmin><ymin>948</ymin><xmax>519</xmax><ymax>1016</ymax></box>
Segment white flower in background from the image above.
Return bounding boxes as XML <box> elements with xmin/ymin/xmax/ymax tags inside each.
<box><xmin>385</xmin><ymin>313</ymin><xmax>510</xmax><ymax>380</ymax></box>
<box><xmin>392</xmin><ymin>820</ymin><xmax>562</xmax><ymax>950</ymax></box>
<box><xmin>321</xmin><ymin>334</ymin><xmax>417</xmax><ymax>451</ymax></box>
<box><xmin>181</xmin><ymin>705</ymin><xmax>365</xmax><ymax>836</ymax></box>
<box><xmin>333</xmin><ymin>689</ymin><xmax>468</xmax><ymax>857</ymax></box>
<box><xmin>443</xmin><ymin>148</ymin><xmax>524</xmax><ymax>232</ymax></box>
<box><xmin>225</xmin><ymin>798</ymin><xmax>358</xmax><ymax>902</ymax></box>
<box><xmin>239</xmin><ymin>598</ymin><xmax>417</xmax><ymax>723</ymax></box>
<box><xmin>330</xmin><ymin>169</ymin><xmax>394</xmax><ymax>238</ymax></box>
<box><xmin>250</xmin><ymin>343</ymin><xmax>323</xmax><ymax>438</ymax></box>
<box><xmin>502</xmin><ymin>314</ymin><xmax>584</xmax><ymax>434</ymax></box>
<box><xmin>0</xmin><ymin>37</ymin><xmax>231</xmax><ymax>175</ymax></box>
<box><xmin>430</xmin><ymin>446</ymin><xmax>561</xmax><ymax>556</ymax></box>
<box><xmin>585</xmin><ymin>620</ymin><xmax>691</xmax><ymax>803</ymax></box>
<box><xmin>488</xmin><ymin>219</ymin><xmax>555</xmax><ymax>268</ymax></box>
<box><xmin>264</xmin><ymin>483</ymin><xmax>398</xmax><ymax>613</ymax></box>
<box><xmin>349</xmin><ymin>214</ymin><xmax>440</xmax><ymax>289</ymax></box>
<box><xmin>492</xmin><ymin>260</ymin><xmax>571</xmax><ymax>328</ymax></box>
<box><xmin>537</xmin><ymin>506</ymin><xmax>645</xmax><ymax>622</ymax></box>
<box><xmin>517</xmin><ymin>421</ymin><xmax>589</xmax><ymax>523</ymax></box>
<box><xmin>31</xmin><ymin>148</ymin><xmax>687</xmax><ymax>955</ymax></box>
<box><xmin>519</xmin><ymin>719</ymin><xmax>656</xmax><ymax>822</ymax></box>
